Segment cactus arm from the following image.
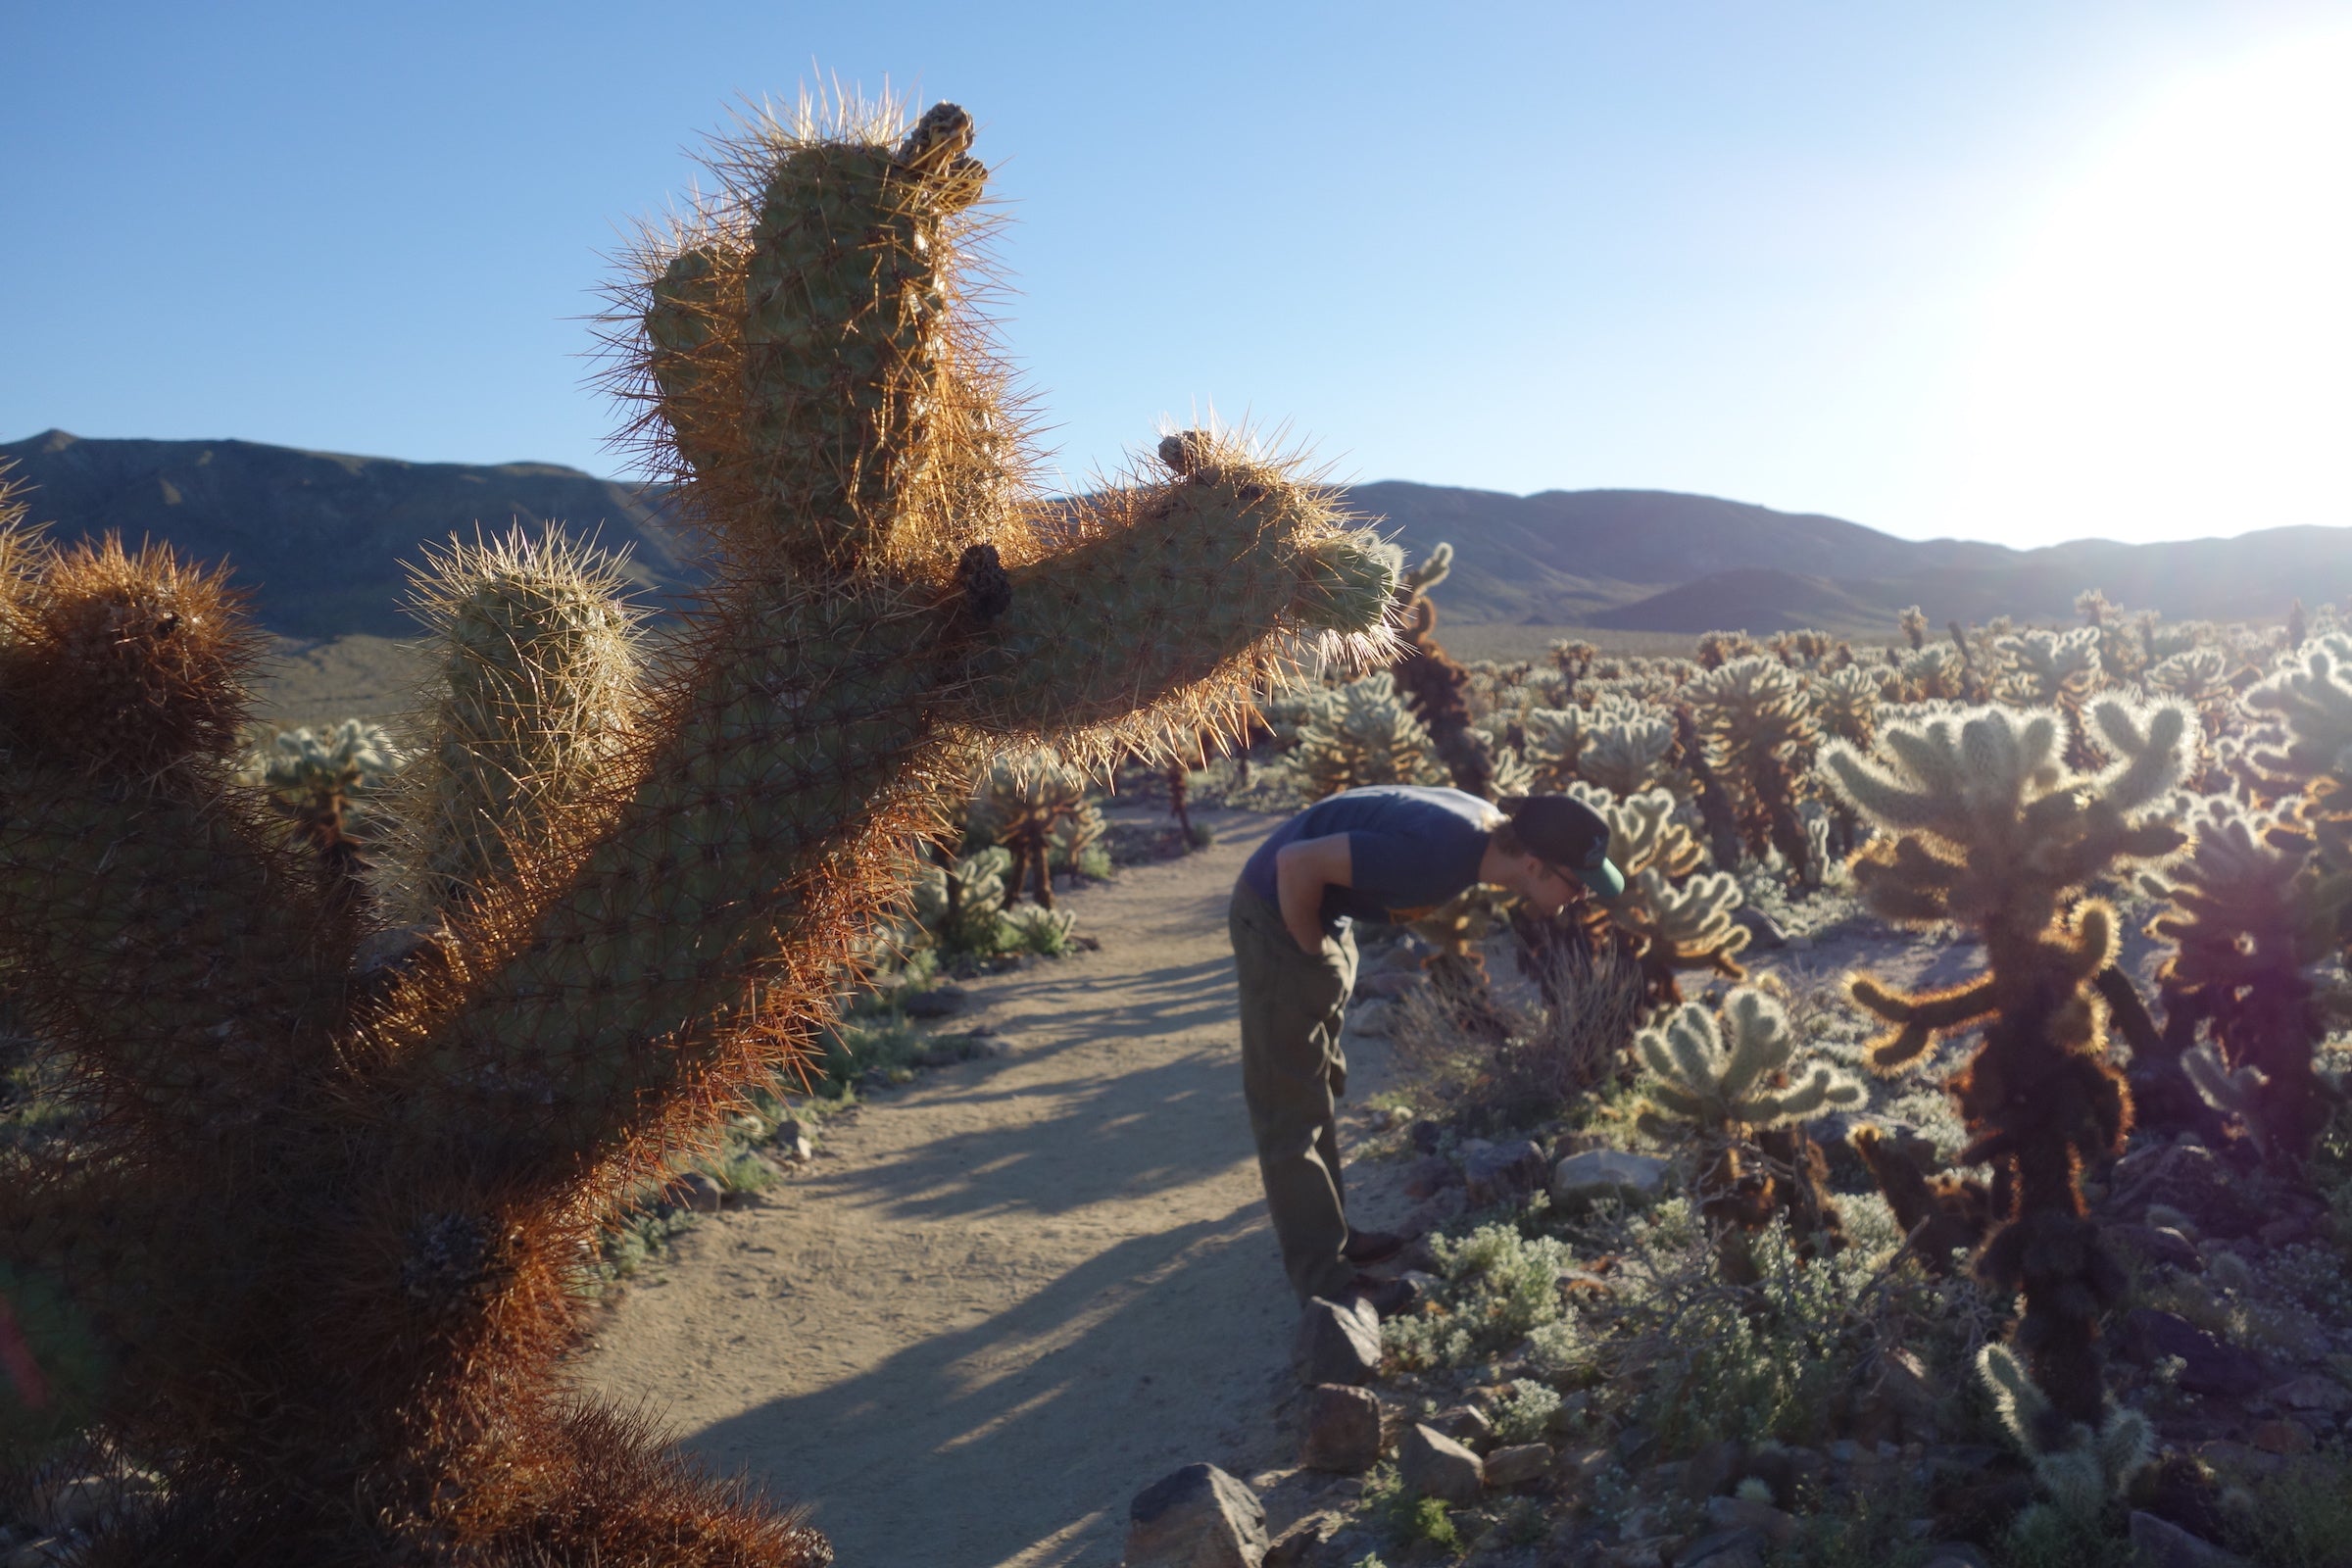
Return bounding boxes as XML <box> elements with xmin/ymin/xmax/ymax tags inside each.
<box><xmin>0</xmin><ymin>771</ymin><xmax>351</xmax><ymax>1132</ymax></box>
<box><xmin>956</xmin><ymin>447</ymin><xmax>1400</xmax><ymax>747</ymax></box>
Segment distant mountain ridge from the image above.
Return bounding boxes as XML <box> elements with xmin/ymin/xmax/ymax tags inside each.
<box><xmin>0</xmin><ymin>429</ymin><xmax>699</xmax><ymax>638</ymax></box>
<box><xmin>2</xmin><ymin>429</ymin><xmax>2344</xmax><ymax>639</ymax></box>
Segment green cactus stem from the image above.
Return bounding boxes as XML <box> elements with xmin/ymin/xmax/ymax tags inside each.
<box><xmin>1824</xmin><ymin>698</ymin><xmax>2189</xmax><ymax>1434</ymax></box>
<box><xmin>378</xmin><ymin>526</ymin><xmax>645</xmax><ymax>928</ymax></box>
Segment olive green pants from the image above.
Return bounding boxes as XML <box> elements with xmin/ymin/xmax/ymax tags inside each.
<box><xmin>1229</xmin><ymin>882</ymin><xmax>1359</xmax><ymax>1304</ymax></box>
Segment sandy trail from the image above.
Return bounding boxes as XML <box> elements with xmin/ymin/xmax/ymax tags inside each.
<box><xmin>572</xmin><ymin>805</ymin><xmax>1410</xmax><ymax>1568</ymax></box>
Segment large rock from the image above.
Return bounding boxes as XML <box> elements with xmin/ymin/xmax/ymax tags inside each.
<box><xmin>1483</xmin><ymin>1443</ymin><xmax>1553</xmax><ymax>1489</ymax></box>
<box><xmin>2128</xmin><ymin>1510</ymin><xmax>2251</xmax><ymax>1568</ymax></box>
<box><xmin>1398</xmin><ymin>1423</ymin><xmax>1485</xmax><ymax>1506</ymax></box>
<box><xmin>1298</xmin><ymin>1385</ymin><xmax>1382</xmax><ymax>1473</ymax></box>
<box><xmin>1551</xmin><ymin>1150</ymin><xmax>1670</xmax><ymax>1208</ymax></box>
<box><xmin>1463</xmin><ymin>1139</ymin><xmax>1548</xmax><ymax>1206</ymax></box>
<box><xmin>1676</xmin><ymin>1527</ymin><xmax>1769</xmax><ymax>1568</ymax></box>
<box><xmin>1124</xmin><ymin>1464</ymin><xmax>1269</xmax><ymax>1568</ymax></box>
<box><xmin>1290</xmin><ymin>1296</ymin><xmax>1382</xmax><ymax>1387</ymax></box>
<box><xmin>2122</xmin><ymin>1310</ymin><xmax>2263</xmax><ymax>1397</ymax></box>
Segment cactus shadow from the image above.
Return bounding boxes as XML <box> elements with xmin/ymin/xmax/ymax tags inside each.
<box><xmin>656</xmin><ymin>1199</ymin><xmax>1293</xmax><ymax>1568</ymax></box>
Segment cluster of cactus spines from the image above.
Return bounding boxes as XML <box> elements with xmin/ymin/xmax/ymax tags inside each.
<box><xmin>2140</xmin><ymin>796</ymin><xmax>2346</xmax><ymax>1161</ymax></box>
<box><xmin>1980</xmin><ymin>1343</ymin><xmax>2154</xmax><ymax>1530</ymax></box>
<box><xmin>1898</xmin><ymin>605</ymin><xmax>1930</xmax><ymax>651</ymax></box>
<box><xmin>1694</xmin><ymin>629</ymin><xmax>1759</xmax><ymax>670</ymax></box>
<box><xmin>247</xmin><ymin>718</ymin><xmax>406</xmax><ymax>886</ymax></box>
<box><xmin>1567</xmin><ymin>782</ymin><xmax>1749</xmax><ymax>1004</ymax></box>
<box><xmin>1824</xmin><ymin>697</ymin><xmax>2190</xmax><ymax>1433</ymax></box>
<box><xmin>0</xmin><ymin>96</ymin><xmax>1399</xmax><ymax>1561</ymax></box>
<box><xmin>1684</xmin><ymin>655</ymin><xmax>1822</xmax><ymax>876</ymax></box>
<box><xmin>1290</xmin><ymin>669</ymin><xmax>1448</xmax><ymax>799</ymax></box>
<box><xmin>968</xmin><ymin>748</ymin><xmax>1095</xmax><ymax>909</ymax></box>
<box><xmin>2247</xmin><ymin>634</ymin><xmax>2352</xmax><ymax>909</ymax></box>
<box><xmin>376</xmin><ymin>526</ymin><xmax>645</xmax><ymax>928</ymax></box>
<box><xmin>1634</xmin><ymin>987</ymin><xmax>1862</xmax><ymax>1281</ymax></box>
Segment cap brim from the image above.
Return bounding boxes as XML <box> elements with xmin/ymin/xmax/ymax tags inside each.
<box><xmin>1577</xmin><ymin>857</ymin><xmax>1626</xmax><ymax>902</ymax></box>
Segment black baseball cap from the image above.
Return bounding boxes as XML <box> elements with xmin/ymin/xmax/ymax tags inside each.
<box><xmin>1498</xmin><ymin>795</ymin><xmax>1626</xmax><ymax>901</ymax></box>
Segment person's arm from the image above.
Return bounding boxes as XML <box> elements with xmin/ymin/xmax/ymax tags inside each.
<box><xmin>1273</xmin><ymin>834</ymin><xmax>1352</xmax><ymax>955</ymax></box>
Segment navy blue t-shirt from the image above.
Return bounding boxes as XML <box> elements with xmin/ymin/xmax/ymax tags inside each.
<box><xmin>1239</xmin><ymin>785</ymin><xmax>1494</xmax><ymax>932</ymax></box>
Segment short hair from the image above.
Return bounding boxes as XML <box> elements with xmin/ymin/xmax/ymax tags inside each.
<box><xmin>1487</xmin><ymin>813</ymin><xmax>1532</xmax><ymax>859</ymax></box>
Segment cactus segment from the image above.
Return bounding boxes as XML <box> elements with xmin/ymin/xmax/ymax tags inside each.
<box><xmin>381</xmin><ymin>526</ymin><xmax>645</xmax><ymax>924</ymax></box>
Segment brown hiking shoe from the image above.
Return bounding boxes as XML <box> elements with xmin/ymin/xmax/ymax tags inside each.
<box><xmin>1342</xmin><ymin>1228</ymin><xmax>1409</xmax><ymax>1267</ymax></box>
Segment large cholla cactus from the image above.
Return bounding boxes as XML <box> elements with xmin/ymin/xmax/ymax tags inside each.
<box><xmin>1636</xmin><ymin>987</ymin><xmax>1861</xmax><ymax>1282</ymax></box>
<box><xmin>1291</xmin><ymin>669</ymin><xmax>1448</xmax><ymax>799</ymax></box>
<box><xmin>0</xmin><ymin>98</ymin><xmax>1398</xmax><ymax>1562</ymax></box>
<box><xmin>2141</xmin><ymin>796</ymin><xmax>2348</xmax><ymax>1162</ymax></box>
<box><xmin>1684</xmin><ymin>655</ymin><xmax>1821</xmax><ymax>875</ymax></box>
<box><xmin>1576</xmin><ymin>699</ymin><xmax>1682</xmax><ymax>798</ymax></box>
<box><xmin>1824</xmin><ymin>699</ymin><xmax>2188</xmax><ymax>1435</ymax></box>
<box><xmin>2247</xmin><ymin>634</ymin><xmax>2352</xmax><ymax>916</ymax></box>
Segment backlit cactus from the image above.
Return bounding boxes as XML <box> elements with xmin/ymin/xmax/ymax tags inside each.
<box><xmin>1384</xmin><ymin>542</ymin><xmax>1494</xmax><ymax>795</ymax></box>
<box><xmin>246</xmin><ymin>717</ymin><xmax>406</xmax><ymax>886</ymax></box>
<box><xmin>2140</xmin><ymin>796</ymin><xmax>2347</xmax><ymax>1162</ymax></box>
<box><xmin>0</xmin><ymin>95</ymin><xmax>1398</xmax><ymax>1562</ymax></box>
<box><xmin>1824</xmin><ymin>698</ymin><xmax>2189</xmax><ymax>1433</ymax></box>
<box><xmin>1635</xmin><ymin>987</ymin><xmax>1861</xmax><ymax>1281</ymax></box>
<box><xmin>1568</xmin><ymin>782</ymin><xmax>1749</xmax><ymax>1004</ymax></box>
<box><xmin>1684</xmin><ymin>655</ymin><xmax>1822</xmax><ymax>876</ymax></box>
<box><xmin>1290</xmin><ymin>669</ymin><xmax>1447</xmax><ymax>799</ymax></box>
<box><xmin>968</xmin><ymin>748</ymin><xmax>1098</xmax><ymax>909</ymax></box>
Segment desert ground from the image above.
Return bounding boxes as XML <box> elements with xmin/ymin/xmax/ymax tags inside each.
<box><xmin>572</xmin><ymin>804</ymin><xmax>1407</xmax><ymax>1568</ymax></box>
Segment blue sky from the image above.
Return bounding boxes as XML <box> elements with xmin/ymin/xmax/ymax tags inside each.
<box><xmin>5</xmin><ymin>2</ymin><xmax>2347</xmax><ymax>548</ymax></box>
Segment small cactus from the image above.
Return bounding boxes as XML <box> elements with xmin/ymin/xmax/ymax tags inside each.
<box><xmin>1981</xmin><ymin>1343</ymin><xmax>2153</xmax><ymax>1519</ymax></box>
<box><xmin>1683</xmin><ymin>655</ymin><xmax>1822</xmax><ymax>877</ymax></box>
<box><xmin>1635</xmin><ymin>987</ymin><xmax>1860</xmax><ymax>1281</ymax></box>
<box><xmin>245</xmin><ymin>718</ymin><xmax>405</xmax><ymax>886</ymax></box>
<box><xmin>1289</xmin><ymin>670</ymin><xmax>1449</xmax><ymax>799</ymax></box>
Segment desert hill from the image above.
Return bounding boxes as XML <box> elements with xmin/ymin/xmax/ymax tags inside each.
<box><xmin>3</xmin><ymin>431</ymin><xmax>2345</xmax><ymax>645</ymax></box>
<box><xmin>0</xmin><ymin>429</ymin><xmax>700</xmax><ymax>639</ymax></box>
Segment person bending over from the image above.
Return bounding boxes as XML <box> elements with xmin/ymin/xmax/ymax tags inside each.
<box><xmin>1228</xmin><ymin>785</ymin><xmax>1623</xmax><ymax>1315</ymax></box>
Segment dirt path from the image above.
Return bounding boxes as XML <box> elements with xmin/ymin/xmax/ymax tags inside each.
<box><xmin>571</xmin><ymin>805</ymin><xmax>1414</xmax><ymax>1568</ymax></box>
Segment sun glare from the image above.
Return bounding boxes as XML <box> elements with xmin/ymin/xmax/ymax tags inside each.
<box><xmin>1937</xmin><ymin>29</ymin><xmax>2352</xmax><ymax>548</ymax></box>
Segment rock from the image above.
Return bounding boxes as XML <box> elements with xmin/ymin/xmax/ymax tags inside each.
<box><xmin>662</xmin><ymin>1170</ymin><xmax>724</xmax><ymax>1213</ymax></box>
<box><xmin>1731</xmin><ymin>906</ymin><xmax>1788</xmax><ymax>948</ymax></box>
<box><xmin>1918</xmin><ymin>1546</ymin><xmax>1992</xmax><ymax>1568</ymax></box>
<box><xmin>900</xmin><ymin>983</ymin><xmax>968</xmax><ymax>1018</ymax></box>
<box><xmin>2128</xmin><ymin>1509</ymin><xmax>2252</xmax><ymax>1567</ymax></box>
<box><xmin>1344</xmin><ymin>1000</ymin><xmax>1395</xmax><ymax>1039</ymax></box>
<box><xmin>2271</xmin><ymin>1373</ymin><xmax>2352</xmax><ymax>1413</ymax></box>
<box><xmin>1484</xmin><ymin>1443</ymin><xmax>1553</xmax><ymax>1488</ymax></box>
<box><xmin>1298</xmin><ymin>1385</ymin><xmax>1381</xmax><ymax>1473</ymax></box>
<box><xmin>1702</xmin><ymin>1496</ymin><xmax>1797</xmax><ymax>1545</ymax></box>
<box><xmin>2123</xmin><ymin>1310</ymin><xmax>2264</xmax><ymax>1397</ymax></box>
<box><xmin>1464</xmin><ymin>1138</ymin><xmax>1548</xmax><ymax>1206</ymax></box>
<box><xmin>1682</xmin><ymin>1438</ymin><xmax>1745</xmax><ymax>1500</ymax></box>
<box><xmin>1430</xmin><ymin>1403</ymin><xmax>1494</xmax><ymax>1449</ymax></box>
<box><xmin>1124</xmin><ymin>1463</ymin><xmax>1269</xmax><ymax>1568</ymax></box>
<box><xmin>1857</xmin><ymin>1347</ymin><xmax>1941</xmax><ymax>1442</ymax></box>
<box><xmin>1353</xmin><ymin>969</ymin><xmax>1421</xmax><ymax>1002</ymax></box>
<box><xmin>1290</xmin><ymin>1297</ymin><xmax>1381</xmax><ymax>1387</ymax></box>
<box><xmin>2249</xmin><ymin>1418</ymin><xmax>2316</xmax><ymax>1455</ymax></box>
<box><xmin>1262</xmin><ymin>1511</ymin><xmax>1339</xmax><ymax>1568</ymax></box>
<box><xmin>1401</xmin><ymin>1154</ymin><xmax>1458</xmax><ymax>1200</ymax></box>
<box><xmin>1551</xmin><ymin>1150</ymin><xmax>1671</xmax><ymax>1208</ymax></box>
<box><xmin>1675</xmin><ymin>1526</ymin><xmax>1769</xmax><ymax>1568</ymax></box>
<box><xmin>2113</xmin><ymin>1224</ymin><xmax>2203</xmax><ymax>1271</ymax></box>
<box><xmin>1398</xmin><ymin>1423</ymin><xmax>1484</xmax><ymax>1506</ymax></box>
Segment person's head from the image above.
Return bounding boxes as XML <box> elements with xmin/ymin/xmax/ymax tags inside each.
<box><xmin>1484</xmin><ymin>795</ymin><xmax>1625</xmax><ymax>917</ymax></box>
